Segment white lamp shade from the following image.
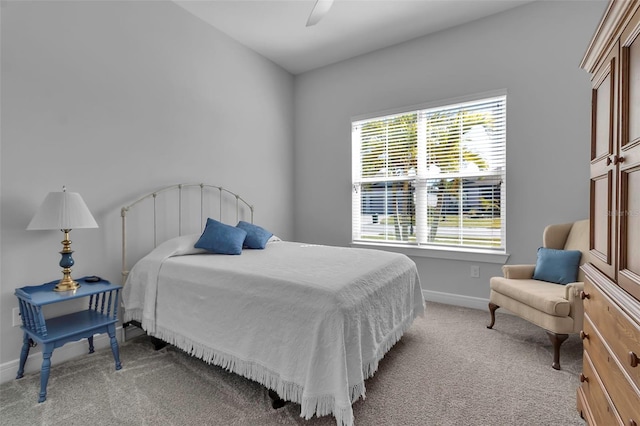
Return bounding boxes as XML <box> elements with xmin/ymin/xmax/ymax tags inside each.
<box><xmin>27</xmin><ymin>191</ymin><xmax>98</xmax><ymax>230</ymax></box>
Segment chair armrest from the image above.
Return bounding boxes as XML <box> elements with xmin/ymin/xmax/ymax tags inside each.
<box><xmin>502</xmin><ymin>264</ymin><xmax>535</xmax><ymax>279</ymax></box>
<box><xmin>565</xmin><ymin>281</ymin><xmax>584</xmax><ymax>301</ymax></box>
<box><xmin>565</xmin><ymin>281</ymin><xmax>585</xmax><ymax>332</ymax></box>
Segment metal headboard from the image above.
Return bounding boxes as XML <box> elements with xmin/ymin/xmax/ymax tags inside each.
<box><xmin>121</xmin><ymin>183</ymin><xmax>254</xmax><ymax>283</ymax></box>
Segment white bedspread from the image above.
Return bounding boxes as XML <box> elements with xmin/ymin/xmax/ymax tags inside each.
<box><xmin>123</xmin><ymin>236</ymin><xmax>424</xmax><ymax>426</ymax></box>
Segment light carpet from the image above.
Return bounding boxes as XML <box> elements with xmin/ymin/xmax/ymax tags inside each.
<box><xmin>0</xmin><ymin>302</ymin><xmax>585</xmax><ymax>425</ymax></box>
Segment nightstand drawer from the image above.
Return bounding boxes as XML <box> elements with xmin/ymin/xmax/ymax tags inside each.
<box><xmin>584</xmin><ymin>279</ymin><xmax>640</xmax><ymax>392</ymax></box>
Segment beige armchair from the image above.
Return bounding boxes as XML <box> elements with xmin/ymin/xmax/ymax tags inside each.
<box><xmin>487</xmin><ymin>219</ymin><xmax>589</xmax><ymax>369</ymax></box>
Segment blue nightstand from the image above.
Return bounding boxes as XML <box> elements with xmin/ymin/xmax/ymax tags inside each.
<box><xmin>14</xmin><ymin>277</ymin><xmax>122</xmax><ymax>402</ymax></box>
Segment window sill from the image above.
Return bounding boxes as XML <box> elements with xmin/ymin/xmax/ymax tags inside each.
<box><xmin>350</xmin><ymin>241</ymin><xmax>510</xmax><ymax>264</ymax></box>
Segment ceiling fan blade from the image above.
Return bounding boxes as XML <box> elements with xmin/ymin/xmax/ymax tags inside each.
<box><xmin>306</xmin><ymin>0</ymin><xmax>334</xmax><ymax>27</ymax></box>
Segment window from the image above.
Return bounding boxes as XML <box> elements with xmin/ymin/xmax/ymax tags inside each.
<box><xmin>352</xmin><ymin>93</ymin><xmax>506</xmax><ymax>252</ymax></box>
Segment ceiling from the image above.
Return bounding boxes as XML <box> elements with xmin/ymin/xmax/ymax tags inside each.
<box><xmin>174</xmin><ymin>0</ymin><xmax>535</xmax><ymax>75</ymax></box>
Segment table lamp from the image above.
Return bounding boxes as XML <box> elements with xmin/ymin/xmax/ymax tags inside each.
<box><xmin>27</xmin><ymin>186</ymin><xmax>99</xmax><ymax>291</ymax></box>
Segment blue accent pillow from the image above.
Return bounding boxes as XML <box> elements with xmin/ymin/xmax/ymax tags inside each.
<box><xmin>194</xmin><ymin>218</ymin><xmax>247</xmax><ymax>255</ymax></box>
<box><xmin>236</xmin><ymin>221</ymin><xmax>273</xmax><ymax>249</ymax></box>
<box><xmin>532</xmin><ymin>247</ymin><xmax>582</xmax><ymax>285</ymax></box>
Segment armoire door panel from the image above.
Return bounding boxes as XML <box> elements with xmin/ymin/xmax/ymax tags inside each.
<box><xmin>619</xmin><ymin>6</ymin><xmax>640</xmax><ymax>301</ymax></box>
<box><xmin>627</xmin><ymin>41</ymin><xmax>640</xmax><ymax>143</ymax></box>
<box><xmin>618</xmin><ymin>165</ymin><xmax>640</xmax><ymax>300</ymax></box>
<box><xmin>593</xmin><ymin>68</ymin><xmax>615</xmax><ymax>161</ymax></box>
<box><xmin>591</xmin><ymin>171</ymin><xmax>614</xmax><ymax>275</ymax></box>
<box><xmin>622</xmin><ymin>7</ymin><xmax>640</xmax><ymax>147</ymax></box>
<box><xmin>590</xmin><ymin>45</ymin><xmax>619</xmax><ymax>281</ymax></box>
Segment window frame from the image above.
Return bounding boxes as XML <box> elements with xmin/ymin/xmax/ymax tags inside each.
<box><xmin>351</xmin><ymin>90</ymin><xmax>508</xmax><ymax>262</ymax></box>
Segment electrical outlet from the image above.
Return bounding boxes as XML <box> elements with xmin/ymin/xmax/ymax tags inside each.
<box><xmin>12</xmin><ymin>307</ymin><xmax>21</xmax><ymax>327</ymax></box>
<box><xmin>470</xmin><ymin>265</ymin><xmax>480</xmax><ymax>278</ymax></box>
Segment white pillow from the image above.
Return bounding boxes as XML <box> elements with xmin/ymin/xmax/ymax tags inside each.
<box><xmin>151</xmin><ymin>232</ymin><xmax>280</xmax><ymax>258</ymax></box>
<box><xmin>164</xmin><ymin>234</ymin><xmax>210</xmax><ymax>256</ymax></box>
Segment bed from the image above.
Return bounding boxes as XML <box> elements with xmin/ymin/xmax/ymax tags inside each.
<box><xmin>120</xmin><ymin>183</ymin><xmax>424</xmax><ymax>426</ymax></box>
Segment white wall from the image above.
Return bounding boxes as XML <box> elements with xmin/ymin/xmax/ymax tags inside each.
<box><xmin>0</xmin><ymin>1</ymin><xmax>294</xmax><ymax>370</ymax></box>
<box><xmin>293</xmin><ymin>1</ymin><xmax>607</xmax><ymax>306</ymax></box>
<box><xmin>0</xmin><ymin>0</ymin><xmax>608</xmax><ymax>382</ymax></box>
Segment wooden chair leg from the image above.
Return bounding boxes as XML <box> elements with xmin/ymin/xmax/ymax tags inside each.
<box><xmin>546</xmin><ymin>331</ymin><xmax>569</xmax><ymax>370</ymax></box>
<box><xmin>487</xmin><ymin>302</ymin><xmax>499</xmax><ymax>329</ymax></box>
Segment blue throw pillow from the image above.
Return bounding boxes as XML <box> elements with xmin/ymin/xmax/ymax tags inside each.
<box><xmin>194</xmin><ymin>218</ymin><xmax>247</xmax><ymax>255</ymax></box>
<box><xmin>236</xmin><ymin>221</ymin><xmax>273</xmax><ymax>249</ymax></box>
<box><xmin>532</xmin><ymin>247</ymin><xmax>582</xmax><ymax>285</ymax></box>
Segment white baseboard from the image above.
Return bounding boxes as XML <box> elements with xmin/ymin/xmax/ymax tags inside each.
<box><xmin>422</xmin><ymin>289</ymin><xmax>490</xmax><ymax>311</ymax></box>
<box><xmin>0</xmin><ymin>326</ymin><xmax>124</xmax><ymax>385</ymax></box>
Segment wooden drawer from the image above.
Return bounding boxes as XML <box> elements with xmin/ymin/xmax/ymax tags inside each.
<box><xmin>582</xmin><ymin>314</ymin><xmax>640</xmax><ymax>425</ymax></box>
<box><xmin>583</xmin><ymin>277</ymin><xmax>640</xmax><ymax>393</ymax></box>
<box><xmin>580</xmin><ymin>350</ymin><xmax>623</xmax><ymax>425</ymax></box>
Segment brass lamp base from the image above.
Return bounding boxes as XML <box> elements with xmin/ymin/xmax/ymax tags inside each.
<box><xmin>54</xmin><ymin>276</ymin><xmax>80</xmax><ymax>292</ymax></box>
<box><xmin>53</xmin><ymin>229</ymin><xmax>80</xmax><ymax>292</ymax></box>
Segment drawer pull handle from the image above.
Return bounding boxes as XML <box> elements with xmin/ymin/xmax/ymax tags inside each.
<box><xmin>580</xmin><ymin>291</ymin><xmax>590</xmax><ymax>300</ymax></box>
<box><xmin>630</xmin><ymin>352</ymin><xmax>639</xmax><ymax>368</ymax></box>
<box><xmin>579</xmin><ymin>373</ymin><xmax>588</xmax><ymax>383</ymax></box>
<box><xmin>580</xmin><ymin>331</ymin><xmax>589</xmax><ymax>340</ymax></box>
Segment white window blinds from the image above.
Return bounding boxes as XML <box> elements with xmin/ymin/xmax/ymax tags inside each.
<box><xmin>352</xmin><ymin>94</ymin><xmax>506</xmax><ymax>251</ymax></box>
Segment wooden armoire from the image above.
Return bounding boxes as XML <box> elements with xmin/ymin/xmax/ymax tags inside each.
<box><xmin>577</xmin><ymin>0</ymin><xmax>640</xmax><ymax>424</ymax></box>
